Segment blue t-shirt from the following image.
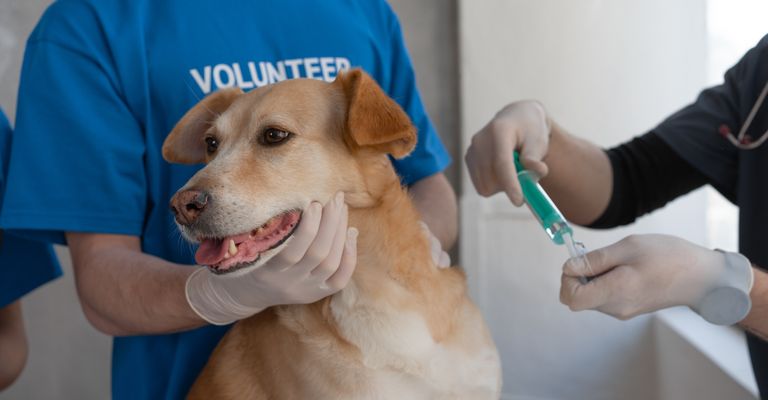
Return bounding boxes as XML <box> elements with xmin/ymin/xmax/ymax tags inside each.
<box><xmin>1</xmin><ymin>1</ymin><xmax>450</xmax><ymax>398</ymax></box>
<box><xmin>0</xmin><ymin>109</ymin><xmax>61</xmax><ymax>307</ymax></box>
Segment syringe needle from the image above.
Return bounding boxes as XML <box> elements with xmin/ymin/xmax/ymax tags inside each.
<box><xmin>563</xmin><ymin>233</ymin><xmax>592</xmax><ymax>284</ymax></box>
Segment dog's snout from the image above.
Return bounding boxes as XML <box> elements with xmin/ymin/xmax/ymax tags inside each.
<box><xmin>170</xmin><ymin>189</ymin><xmax>210</xmax><ymax>225</ymax></box>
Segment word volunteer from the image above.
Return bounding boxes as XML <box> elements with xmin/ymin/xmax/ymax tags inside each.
<box><xmin>190</xmin><ymin>56</ymin><xmax>352</xmax><ymax>94</ymax></box>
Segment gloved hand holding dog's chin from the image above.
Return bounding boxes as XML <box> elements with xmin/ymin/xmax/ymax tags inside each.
<box><xmin>186</xmin><ymin>192</ymin><xmax>358</xmax><ymax>325</ymax></box>
<box><xmin>560</xmin><ymin>234</ymin><xmax>754</xmax><ymax>325</ymax></box>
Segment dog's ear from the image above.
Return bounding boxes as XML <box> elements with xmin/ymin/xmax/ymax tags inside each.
<box><xmin>333</xmin><ymin>69</ymin><xmax>416</xmax><ymax>159</ymax></box>
<box><xmin>162</xmin><ymin>88</ymin><xmax>244</xmax><ymax>164</ymax></box>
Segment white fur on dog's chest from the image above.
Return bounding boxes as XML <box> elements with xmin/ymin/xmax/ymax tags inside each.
<box><xmin>330</xmin><ymin>284</ymin><xmax>501</xmax><ymax>399</ymax></box>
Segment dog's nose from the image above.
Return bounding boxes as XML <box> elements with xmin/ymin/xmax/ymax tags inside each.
<box><xmin>170</xmin><ymin>189</ymin><xmax>210</xmax><ymax>226</ymax></box>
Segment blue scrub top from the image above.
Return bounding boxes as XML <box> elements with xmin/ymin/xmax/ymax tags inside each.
<box><xmin>0</xmin><ymin>109</ymin><xmax>61</xmax><ymax>307</ymax></box>
<box><xmin>1</xmin><ymin>1</ymin><xmax>451</xmax><ymax>398</ymax></box>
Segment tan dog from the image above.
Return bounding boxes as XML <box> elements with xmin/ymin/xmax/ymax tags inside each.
<box><xmin>163</xmin><ymin>69</ymin><xmax>501</xmax><ymax>399</ymax></box>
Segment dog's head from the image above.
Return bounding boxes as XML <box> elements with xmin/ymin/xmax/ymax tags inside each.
<box><xmin>163</xmin><ymin>69</ymin><xmax>416</xmax><ymax>275</ymax></box>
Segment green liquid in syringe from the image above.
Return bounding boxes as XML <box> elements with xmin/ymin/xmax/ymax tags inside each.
<box><xmin>513</xmin><ymin>152</ymin><xmax>572</xmax><ymax>245</ymax></box>
<box><xmin>513</xmin><ymin>152</ymin><xmax>593</xmax><ymax>282</ymax></box>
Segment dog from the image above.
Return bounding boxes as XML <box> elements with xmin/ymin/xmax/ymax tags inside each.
<box><xmin>162</xmin><ymin>69</ymin><xmax>501</xmax><ymax>399</ymax></box>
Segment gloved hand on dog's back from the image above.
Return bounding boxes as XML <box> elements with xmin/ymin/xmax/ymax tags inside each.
<box><xmin>420</xmin><ymin>221</ymin><xmax>451</xmax><ymax>268</ymax></box>
<box><xmin>186</xmin><ymin>192</ymin><xmax>358</xmax><ymax>325</ymax></box>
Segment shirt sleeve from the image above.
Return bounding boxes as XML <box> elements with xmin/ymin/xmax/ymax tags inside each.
<box><xmin>0</xmin><ymin>2</ymin><xmax>146</xmax><ymax>245</ymax></box>
<box><xmin>0</xmin><ymin>111</ymin><xmax>10</xmax><ymax>193</ymax></box>
<box><xmin>653</xmin><ymin>35</ymin><xmax>768</xmax><ymax>203</ymax></box>
<box><xmin>0</xmin><ymin>110</ymin><xmax>62</xmax><ymax>306</ymax></box>
<box><xmin>587</xmin><ymin>132</ymin><xmax>708</xmax><ymax>229</ymax></box>
<box><xmin>378</xmin><ymin>4</ymin><xmax>451</xmax><ymax>185</ymax></box>
<box><xmin>0</xmin><ymin>234</ymin><xmax>62</xmax><ymax>307</ymax></box>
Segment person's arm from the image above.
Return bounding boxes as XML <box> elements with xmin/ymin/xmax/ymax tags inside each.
<box><xmin>561</xmin><ymin>234</ymin><xmax>754</xmax><ymax>326</ymax></box>
<box><xmin>540</xmin><ymin>121</ymin><xmax>613</xmax><ymax>225</ymax></box>
<box><xmin>66</xmin><ymin>195</ymin><xmax>357</xmax><ymax>335</ymax></box>
<box><xmin>66</xmin><ymin>233</ymin><xmax>203</xmax><ymax>336</ymax></box>
<box><xmin>585</xmin><ymin>132</ymin><xmax>708</xmax><ymax>228</ymax></box>
<box><xmin>741</xmin><ymin>267</ymin><xmax>768</xmax><ymax>340</ymax></box>
<box><xmin>409</xmin><ymin>172</ymin><xmax>457</xmax><ymax>250</ymax></box>
<box><xmin>465</xmin><ymin>101</ymin><xmax>613</xmax><ymax>225</ymax></box>
<box><xmin>0</xmin><ymin>301</ymin><xmax>27</xmax><ymax>390</ymax></box>
<box><xmin>466</xmin><ymin>101</ymin><xmax>709</xmax><ymax>228</ymax></box>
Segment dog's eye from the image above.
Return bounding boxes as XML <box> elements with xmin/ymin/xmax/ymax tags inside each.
<box><xmin>204</xmin><ymin>136</ymin><xmax>219</xmax><ymax>154</ymax></box>
<box><xmin>261</xmin><ymin>128</ymin><xmax>291</xmax><ymax>146</ymax></box>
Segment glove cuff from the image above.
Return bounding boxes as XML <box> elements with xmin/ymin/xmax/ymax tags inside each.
<box><xmin>185</xmin><ymin>267</ymin><xmax>239</xmax><ymax>326</ymax></box>
<box><xmin>694</xmin><ymin>250</ymin><xmax>753</xmax><ymax>325</ymax></box>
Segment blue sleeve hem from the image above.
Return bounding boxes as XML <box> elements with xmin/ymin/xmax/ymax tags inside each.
<box><xmin>0</xmin><ymin>272</ymin><xmax>62</xmax><ymax>307</ymax></box>
<box><xmin>0</xmin><ymin>242</ymin><xmax>62</xmax><ymax>307</ymax></box>
<box><xmin>1</xmin><ymin>212</ymin><xmax>144</xmax><ymax>244</ymax></box>
<box><xmin>400</xmin><ymin>152</ymin><xmax>452</xmax><ymax>186</ymax></box>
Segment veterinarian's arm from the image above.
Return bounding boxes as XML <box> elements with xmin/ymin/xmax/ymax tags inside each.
<box><xmin>410</xmin><ymin>172</ymin><xmax>457</xmax><ymax>250</ymax></box>
<box><xmin>741</xmin><ymin>268</ymin><xmax>768</xmax><ymax>340</ymax></box>
<box><xmin>0</xmin><ymin>301</ymin><xmax>28</xmax><ymax>390</ymax></box>
<box><xmin>66</xmin><ymin>233</ymin><xmax>204</xmax><ymax>335</ymax></box>
<box><xmin>561</xmin><ymin>233</ymin><xmax>759</xmax><ymax>330</ymax></box>
<box><xmin>66</xmin><ymin>199</ymin><xmax>358</xmax><ymax>334</ymax></box>
<box><xmin>465</xmin><ymin>100</ymin><xmax>612</xmax><ymax>225</ymax></box>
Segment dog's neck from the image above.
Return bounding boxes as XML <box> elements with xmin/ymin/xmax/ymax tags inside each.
<box><xmin>345</xmin><ymin>158</ymin><xmax>435</xmax><ymax>280</ymax></box>
<box><xmin>336</xmin><ymin>162</ymin><xmax>466</xmax><ymax>340</ymax></box>
<box><xmin>350</xmin><ymin>183</ymin><xmax>432</xmax><ymax>278</ymax></box>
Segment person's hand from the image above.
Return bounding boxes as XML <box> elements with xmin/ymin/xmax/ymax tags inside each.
<box><xmin>186</xmin><ymin>192</ymin><xmax>358</xmax><ymax>325</ymax></box>
<box><xmin>560</xmin><ymin>234</ymin><xmax>753</xmax><ymax>325</ymax></box>
<box><xmin>465</xmin><ymin>100</ymin><xmax>551</xmax><ymax>206</ymax></box>
<box><xmin>419</xmin><ymin>221</ymin><xmax>450</xmax><ymax>268</ymax></box>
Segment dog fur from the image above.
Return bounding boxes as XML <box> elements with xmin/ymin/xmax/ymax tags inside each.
<box><xmin>163</xmin><ymin>69</ymin><xmax>501</xmax><ymax>399</ymax></box>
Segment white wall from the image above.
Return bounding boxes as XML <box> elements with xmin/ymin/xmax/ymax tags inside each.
<box><xmin>459</xmin><ymin>1</ymin><xmax>712</xmax><ymax>399</ymax></box>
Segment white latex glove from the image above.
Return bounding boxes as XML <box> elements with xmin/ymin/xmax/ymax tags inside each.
<box><xmin>560</xmin><ymin>234</ymin><xmax>754</xmax><ymax>325</ymax></box>
<box><xmin>465</xmin><ymin>100</ymin><xmax>551</xmax><ymax>206</ymax></box>
<box><xmin>186</xmin><ymin>192</ymin><xmax>358</xmax><ymax>325</ymax></box>
<box><xmin>419</xmin><ymin>221</ymin><xmax>450</xmax><ymax>268</ymax></box>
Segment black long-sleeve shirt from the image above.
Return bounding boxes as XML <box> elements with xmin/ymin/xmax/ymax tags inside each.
<box><xmin>588</xmin><ymin>131</ymin><xmax>707</xmax><ymax>229</ymax></box>
<box><xmin>587</xmin><ymin>33</ymin><xmax>768</xmax><ymax>398</ymax></box>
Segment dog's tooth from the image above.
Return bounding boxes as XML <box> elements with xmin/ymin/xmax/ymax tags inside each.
<box><xmin>228</xmin><ymin>239</ymin><xmax>238</xmax><ymax>256</ymax></box>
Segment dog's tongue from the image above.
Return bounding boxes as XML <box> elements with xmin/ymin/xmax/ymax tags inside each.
<box><xmin>195</xmin><ymin>233</ymin><xmax>249</xmax><ymax>266</ymax></box>
<box><xmin>194</xmin><ymin>211</ymin><xmax>300</xmax><ymax>268</ymax></box>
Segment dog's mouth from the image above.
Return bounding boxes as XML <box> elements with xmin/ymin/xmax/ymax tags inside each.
<box><xmin>194</xmin><ymin>210</ymin><xmax>302</xmax><ymax>274</ymax></box>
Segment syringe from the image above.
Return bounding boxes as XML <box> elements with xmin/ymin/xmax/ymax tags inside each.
<box><xmin>513</xmin><ymin>152</ymin><xmax>592</xmax><ymax>282</ymax></box>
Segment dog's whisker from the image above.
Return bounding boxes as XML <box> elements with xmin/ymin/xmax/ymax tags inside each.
<box><xmin>167</xmin><ymin>223</ymin><xmax>199</xmax><ymax>262</ymax></box>
<box><xmin>183</xmin><ymin>78</ymin><xmax>204</xmax><ymax>103</ymax></box>
<box><xmin>183</xmin><ymin>78</ymin><xmax>223</xmax><ymax>120</ymax></box>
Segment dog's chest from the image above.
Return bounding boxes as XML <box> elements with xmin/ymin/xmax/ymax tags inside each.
<box><xmin>329</xmin><ymin>284</ymin><xmax>501</xmax><ymax>399</ymax></box>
